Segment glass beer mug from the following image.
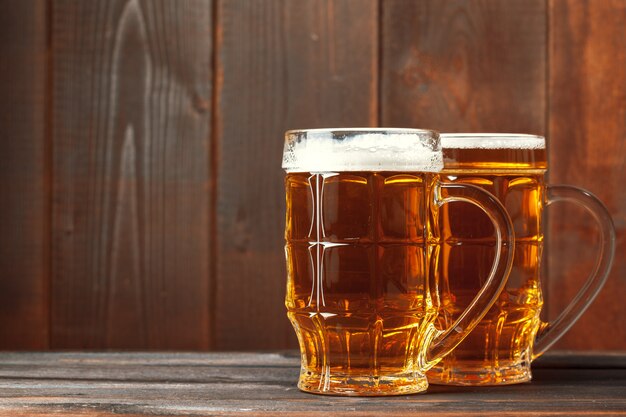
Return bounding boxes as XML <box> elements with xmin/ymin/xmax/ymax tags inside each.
<box><xmin>282</xmin><ymin>128</ymin><xmax>515</xmax><ymax>395</ymax></box>
<box><xmin>428</xmin><ymin>133</ymin><xmax>616</xmax><ymax>386</ymax></box>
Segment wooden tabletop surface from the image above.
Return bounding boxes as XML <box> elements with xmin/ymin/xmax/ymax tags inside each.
<box><xmin>0</xmin><ymin>351</ymin><xmax>625</xmax><ymax>416</ymax></box>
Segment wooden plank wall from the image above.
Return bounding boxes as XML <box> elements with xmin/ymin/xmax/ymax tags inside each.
<box><xmin>381</xmin><ymin>0</ymin><xmax>546</xmax><ymax>134</ymax></box>
<box><xmin>50</xmin><ymin>0</ymin><xmax>213</xmax><ymax>349</ymax></box>
<box><xmin>0</xmin><ymin>0</ymin><xmax>49</xmax><ymax>349</ymax></box>
<box><xmin>213</xmin><ymin>0</ymin><xmax>378</xmax><ymax>349</ymax></box>
<box><xmin>547</xmin><ymin>0</ymin><xmax>626</xmax><ymax>349</ymax></box>
<box><xmin>0</xmin><ymin>0</ymin><xmax>623</xmax><ymax>350</ymax></box>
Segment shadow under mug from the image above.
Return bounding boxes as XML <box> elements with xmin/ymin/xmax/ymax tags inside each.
<box><xmin>427</xmin><ymin>133</ymin><xmax>616</xmax><ymax>386</ymax></box>
<box><xmin>282</xmin><ymin>128</ymin><xmax>515</xmax><ymax>395</ymax></box>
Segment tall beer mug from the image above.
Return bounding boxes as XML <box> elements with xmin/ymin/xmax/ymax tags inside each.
<box><xmin>428</xmin><ymin>133</ymin><xmax>616</xmax><ymax>386</ymax></box>
<box><xmin>282</xmin><ymin>128</ymin><xmax>515</xmax><ymax>395</ymax></box>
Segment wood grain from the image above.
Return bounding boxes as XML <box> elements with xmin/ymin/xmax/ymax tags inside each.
<box><xmin>0</xmin><ymin>0</ymin><xmax>49</xmax><ymax>349</ymax></box>
<box><xmin>50</xmin><ymin>0</ymin><xmax>212</xmax><ymax>349</ymax></box>
<box><xmin>547</xmin><ymin>0</ymin><xmax>626</xmax><ymax>349</ymax></box>
<box><xmin>0</xmin><ymin>352</ymin><xmax>625</xmax><ymax>416</ymax></box>
<box><xmin>1</xmin><ymin>0</ymin><xmax>625</xmax><ymax>352</ymax></box>
<box><xmin>213</xmin><ymin>0</ymin><xmax>379</xmax><ymax>349</ymax></box>
<box><xmin>381</xmin><ymin>0</ymin><xmax>547</xmax><ymax>134</ymax></box>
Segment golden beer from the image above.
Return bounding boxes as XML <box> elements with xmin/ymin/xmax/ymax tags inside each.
<box><xmin>286</xmin><ymin>170</ymin><xmax>439</xmax><ymax>395</ymax></box>
<box><xmin>283</xmin><ymin>129</ymin><xmax>515</xmax><ymax>395</ymax></box>
<box><xmin>428</xmin><ymin>133</ymin><xmax>614</xmax><ymax>385</ymax></box>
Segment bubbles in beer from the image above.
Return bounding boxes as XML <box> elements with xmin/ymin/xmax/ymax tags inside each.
<box><xmin>282</xmin><ymin>128</ymin><xmax>444</xmax><ymax>173</ymax></box>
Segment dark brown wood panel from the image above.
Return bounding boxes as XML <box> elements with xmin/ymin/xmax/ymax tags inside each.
<box><xmin>547</xmin><ymin>0</ymin><xmax>626</xmax><ymax>349</ymax></box>
<box><xmin>214</xmin><ymin>0</ymin><xmax>379</xmax><ymax>349</ymax></box>
<box><xmin>0</xmin><ymin>0</ymin><xmax>49</xmax><ymax>349</ymax></box>
<box><xmin>51</xmin><ymin>0</ymin><xmax>213</xmax><ymax>349</ymax></box>
<box><xmin>0</xmin><ymin>352</ymin><xmax>625</xmax><ymax>415</ymax></box>
<box><xmin>381</xmin><ymin>0</ymin><xmax>547</xmax><ymax>134</ymax></box>
<box><xmin>1</xmin><ymin>0</ymin><xmax>624</xmax><ymax>352</ymax></box>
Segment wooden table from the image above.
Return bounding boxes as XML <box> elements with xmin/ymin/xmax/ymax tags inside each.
<box><xmin>0</xmin><ymin>351</ymin><xmax>625</xmax><ymax>416</ymax></box>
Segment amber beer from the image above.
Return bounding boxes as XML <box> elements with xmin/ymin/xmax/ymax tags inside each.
<box><xmin>283</xmin><ymin>128</ymin><xmax>515</xmax><ymax>396</ymax></box>
<box><xmin>428</xmin><ymin>133</ymin><xmax>615</xmax><ymax>386</ymax></box>
<box><xmin>286</xmin><ymin>169</ymin><xmax>440</xmax><ymax>395</ymax></box>
<box><xmin>426</xmin><ymin>134</ymin><xmax>546</xmax><ymax>385</ymax></box>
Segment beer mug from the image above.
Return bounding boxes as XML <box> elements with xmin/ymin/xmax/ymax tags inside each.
<box><xmin>428</xmin><ymin>133</ymin><xmax>616</xmax><ymax>386</ymax></box>
<box><xmin>282</xmin><ymin>128</ymin><xmax>515</xmax><ymax>395</ymax></box>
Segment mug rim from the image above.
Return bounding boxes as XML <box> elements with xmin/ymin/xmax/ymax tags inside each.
<box><xmin>440</xmin><ymin>133</ymin><xmax>545</xmax><ymax>150</ymax></box>
<box><xmin>441</xmin><ymin>132</ymin><xmax>544</xmax><ymax>140</ymax></box>
<box><xmin>282</xmin><ymin>127</ymin><xmax>443</xmax><ymax>173</ymax></box>
<box><xmin>285</xmin><ymin>127</ymin><xmax>438</xmax><ymax>137</ymax></box>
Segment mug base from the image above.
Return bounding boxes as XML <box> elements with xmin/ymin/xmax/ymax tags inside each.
<box><xmin>298</xmin><ymin>370</ymin><xmax>429</xmax><ymax>396</ymax></box>
<box><xmin>427</xmin><ymin>361</ymin><xmax>532</xmax><ymax>386</ymax></box>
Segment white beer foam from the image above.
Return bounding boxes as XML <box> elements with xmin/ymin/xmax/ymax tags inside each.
<box><xmin>282</xmin><ymin>128</ymin><xmax>443</xmax><ymax>172</ymax></box>
<box><xmin>441</xmin><ymin>133</ymin><xmax>545</xmax><ymax>149</ymax></box>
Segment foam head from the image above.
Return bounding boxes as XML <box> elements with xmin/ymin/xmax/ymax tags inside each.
<box><xmin>282</xmin><ymin>128</ymin><xmax>444</xmax><ymax>173</ymax></box>
<box><xmin>441</xmin><ymin>133</ymin><xmax>546</xmax><ymax>149</ymax></box>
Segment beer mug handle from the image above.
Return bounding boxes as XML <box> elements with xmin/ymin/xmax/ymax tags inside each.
<box><xmin>532</xmin><ymin>185</ymin><xmax>616</xmax><ymax>359</ymax></box>
<box><xmin>426</xmin><ymin>182</ymin><xmax>515</xmax><ymax>367</ymax></box>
